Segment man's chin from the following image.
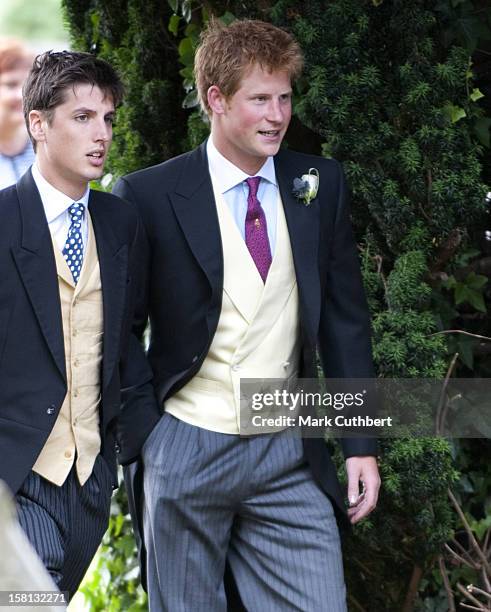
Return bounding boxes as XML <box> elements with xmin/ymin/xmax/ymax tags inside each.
<box><xmin>84</xmin><ymin>168</ymin><xmax>106</xmax><ymax>183</ymax></box>
<box><xmin>261</xmin><ymin>144</ymin><xmax>282</xmax><ymax>158</ymax></box>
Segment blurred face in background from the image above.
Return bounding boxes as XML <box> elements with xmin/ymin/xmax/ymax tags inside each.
<box><xmin>0</xmin><ymin>66</ymin><xmax>30</xmax><ymax>131</ymax></box>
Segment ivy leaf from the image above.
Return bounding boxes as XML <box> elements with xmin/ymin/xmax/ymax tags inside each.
<box><xmin>465</xmin><ymin>272</ymin><xmax>487</xmax><ymax>291</ymax></box>
<box><xmin>470</xmin><ymin>87</ymin><xmax>484</xmax><ymax>102</ymax></box>
<box><xmin>454</xmin><ymin>283</ymin><xmax>486</xmax><ymax>312</ymax></box>
<box><xmin>178</xmin><ymin>36</ymin><xmax>195</xmax><ymax>66</ymax></box>
<box><xmin>182</xmin><ymin>89</ymin><xmax>199</xmax><ymax>109</ymax></box>
<box><xmin>442</xmin><ymin>275</ymin><xmax>457</xmax><ymax>289</ymax></box>
<box><xmin>443</xmin><ymin>103</ymin><xmax>466</xmax><ymax>123</ymax></box>
<box><xmin>168</xmin><ymin>14</ymin><xmax>180</xmax><ymax>36</ymax></box>
<box><xmin>182</xmin><ymin>0</ymin><xmax>192</xmax><ymax>22</ymax></box>
<box><xmin>220</xmin><ymin>11</ymin><xmax>236</xmax><ymax>25</ymax></box>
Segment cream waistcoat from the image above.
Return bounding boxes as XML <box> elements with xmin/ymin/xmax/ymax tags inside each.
<box><xmin>165</xmin><ymin>179</ymin><xmax>300</xmax><ymax>434</ymax></box>
<box><xmin>33</xmin><ymin>214</ymin><xmax>103</xmax><ymax>485</ymax></box>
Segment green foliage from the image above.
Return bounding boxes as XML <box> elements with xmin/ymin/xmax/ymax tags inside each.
<box><xmin>271</xmin><ymin>0</ymin><xmax>489</xmax><ymax>608</ymax></box>
<box><xmin>80</xmin><ymin>484</ymin><xmax>147</xmax><ymax>611</ymax></box>
<box><xmin>443</xmin><ymin>271</ymin><xmax>488</xmax><ymax>312</ymax></box>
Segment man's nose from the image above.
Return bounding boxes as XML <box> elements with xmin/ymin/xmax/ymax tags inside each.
<box><xmin>266</xmin><ymin>99</ymin><xmax>284</xmax><ymax>123</ymax></box>
<box><xmin>94</xmin><ymin>120</ymin><xmax>111</xmax><ymax>141</ymax></box>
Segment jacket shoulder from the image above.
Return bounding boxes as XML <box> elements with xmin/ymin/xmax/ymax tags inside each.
<box><xmin>0</xmin><ymin>185</ymin><xmax>21</xmax><ymax>226</ymax></box>
<box><xmin>0</xmin><ymin>184</ymin><xmax>19</xmax><ymax>206</ymax></box>
<box><xmin>117</xmin><ymin>150</ymin><xmax>193</xmax><ymax>192</ymax></box>
<box><xmin>91</xmin><ymin>189</ymin><xmax>137</xmax><ymax>217</ymax></box>
<box><xmin>276</xmin><ymin>148</ymin><xmax>342</xmax><ymax>175</ymax></box>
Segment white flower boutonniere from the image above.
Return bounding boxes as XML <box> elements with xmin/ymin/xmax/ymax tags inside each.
<box><xmin>292</xmin><ymin>168</ymin><xmax>319</xmax><ymax>206</ymax></box>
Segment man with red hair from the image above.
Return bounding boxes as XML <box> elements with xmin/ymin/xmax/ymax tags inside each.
<box><xmin>115</xmin><ymin>18</ymin><xmax>381</xmax><ymax>612</ymax></box>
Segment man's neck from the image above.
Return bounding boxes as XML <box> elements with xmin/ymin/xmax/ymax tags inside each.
<box><xmin>35</xmin><ymin>159</ymin><xmax>88</xmax><ymax>202</ymax></box>
<box><xmin>210</xmin><ymin>132</ymin><xmax>265</xmax><ymax>176</ymax></box>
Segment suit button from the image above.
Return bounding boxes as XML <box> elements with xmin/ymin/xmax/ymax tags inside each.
<box><xmin>46</xmin><ymin>405</ymin><xmax>55</xmax><ymax>415</ymax></box>
<box><xmin>232</xmin><ymin>364</ymin><xmax>240</xmax><ymax>372</ymax></box>
<box><xmin>64</xmin><ymin>450</ymin><xmax>72</xmax><ymax>459</ymax></box>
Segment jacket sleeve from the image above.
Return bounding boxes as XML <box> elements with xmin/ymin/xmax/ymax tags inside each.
<box><xmin>317</xmin><ymin>161</ymin><xmax>378</xmax><ymax>458</ymax></box>
<box><xmin>114</xmin><ymin>177</ymin><xmax>161</xmax><ymax>465</ymax></box>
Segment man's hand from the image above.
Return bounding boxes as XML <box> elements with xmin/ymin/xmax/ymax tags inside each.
<box><xmin>345</xmin><ymin>456</ymin><xmax>380</xmax><ymax>524</ymax></box>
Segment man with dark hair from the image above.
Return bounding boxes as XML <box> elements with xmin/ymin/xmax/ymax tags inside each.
<box><xmin>0</xmin><ymin>50</ymin><xmax>136</xmax><ymax>597</ymax></box>
<box><xmin>115</xmin><ymin>18</ymin><xmax>380</xmax><ymax>611</ymax></box>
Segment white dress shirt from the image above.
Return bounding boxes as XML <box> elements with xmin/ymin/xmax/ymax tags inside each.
<box><xmin>31</xmin><ymin>163</ymin><xmax>89</xmax><ymax>253</ymax></box>
<box><xmin>207</xmin><ymin>136</ymin><xmax>278</xmax><ymax>254</ymax></box>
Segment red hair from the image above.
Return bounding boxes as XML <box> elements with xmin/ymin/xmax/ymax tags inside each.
<box><xmin>0</xmin><ymin>38</ymin><xmax>33</xmax><ymax>75</ymax></box>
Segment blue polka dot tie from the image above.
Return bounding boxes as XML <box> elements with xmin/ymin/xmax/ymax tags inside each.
<box><xmin>63</xmin><ymin>202</ymin><xmax>85</xmax><ymax>284</ymax></box>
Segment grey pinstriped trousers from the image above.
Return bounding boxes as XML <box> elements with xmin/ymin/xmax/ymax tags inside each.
<box><xmin>15</xmin><ymin>454</ymin><xmax>112</xmax><ymax>598</ymax></box>
<box><xmin>142</xmin><ymin>413</ymin><xmax>347</xmax><ymax>611</ymax></box>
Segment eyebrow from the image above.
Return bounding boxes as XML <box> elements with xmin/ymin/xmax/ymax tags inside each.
<box><xmin>249</xmin><ymin>90</ymin><xmax>292</xmax><ymax>97</ymax></box>
<box><xmin>72</xmin><ymin>107</ymin><xmax>115</xmax><ymax>115</ymax></box>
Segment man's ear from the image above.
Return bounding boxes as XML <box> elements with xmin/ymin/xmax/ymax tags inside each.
<box><xmin>207</xmin><ymin>85</ymin><xmax>227</xmax><ymax>115</ymax></box>
<box><xmin>28</xmin><ymin>110</ymin><xmax>47</xmax><ymax>145</ymax></box>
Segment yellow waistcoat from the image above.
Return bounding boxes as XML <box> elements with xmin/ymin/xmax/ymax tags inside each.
<box><xmin>165</xmin><ymin>180</ymin><xmax>300</xmax><ymax>434</ymax></box>
<box><xmin>33</xmin><ymin>214</ymin><xmax>103</xmax><ymax>485</ymax></box>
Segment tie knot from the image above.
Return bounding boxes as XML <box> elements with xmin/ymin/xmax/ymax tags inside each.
<box><xmin>246</xmin><ymin>176</ymin><xmax>261</xmax><ymax>199</ymax></box>
<box><xmin>68</xmin><ymin>202</ymin><xmax>84</xmax><ymax>223</ymax></box>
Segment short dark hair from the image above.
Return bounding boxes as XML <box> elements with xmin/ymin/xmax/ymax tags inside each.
<box><xmin>23</xmin><ymin>51</ymin><xmax>124</xmax><ymax>148</ymax></box>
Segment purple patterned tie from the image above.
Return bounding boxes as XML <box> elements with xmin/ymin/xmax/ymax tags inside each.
<box><xmin>245</xmin><ymin>177</ymin><xmax>272</xmax><ymax>283</ymax></box>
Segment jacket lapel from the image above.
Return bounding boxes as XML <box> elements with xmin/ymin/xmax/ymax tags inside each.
<box><xmin>274</xmin><ymin>151</ymin><xmax>321</xmax><ymax>344</ymax></box>
<box><xmin>11</xmin><ymin>170</ymin><xmax>66</xmax><ymax>381</ymax></box>
<box><xmin>89</xmin><ymin>192</ymin><xmax>128</xmax><ymax>389</ymax></box>
<box><xmin>169</xmin><ymin>143</ymin><xmax>223</xmax><ymax>303</ymax></box>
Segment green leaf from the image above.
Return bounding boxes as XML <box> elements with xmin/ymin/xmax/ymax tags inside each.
<box><xmin>182</xmin><ymin>0</ymin><xmax>192</xmax><ymax>22</ymax></box>
<box><xmin>179</xmin><ymin>65</ymin><xmax>194</xmax><ymax>81</ymax></box>
<box><xmin>443</xmin><ymin>103</ymin><xmax>467</xmax><ymax>123</ymax></box>
<box><xmin>184</xmin><ymin>22</ymin><xmax>198</xmax><ymax>37</ymax></box>
<box><xmin>466</xmin><ymin>290</ymin><xmax>486</xmax><ymax>312</ymax></box>
<box><xmin>470</xmin><ymin>87</ymin><xmax>484</xmax><ymax>102</ymax></box>
<box><xmin>454</xmin><ymin>283</ymin><xmax>471</xmax><ymax>305</ymax></box>
<box><xmin>178</xmin><ymin>36</ymin><xmax>195</xmax><ymax>66</ymax></box>
<box><xmin>220</xmin><ymin>11</ymin><xmax>236</xmax><ymax>26</ymax></box>
<box><xmin>465</xmin><ymin>272</ymin><xmax>487</xmax><ymax>291</ymax></box>
<box><xmin>167</xmin><ymin>0</ymin><xmax>178</xmax><ymax>12</ymax></box>
<box><xmin>168</xmin><ymin>14</ymin><xmax>180</xmax><ymax>36</ymax></box>
<box><xmin>182</xmin><ymin>89</ymin><xmax>199</xmax><ymax>109</ymax></box>
<box><xmin>442</xmin><ymin>275</ymin><xmax>457</xmax><ymax>290</ymax></box>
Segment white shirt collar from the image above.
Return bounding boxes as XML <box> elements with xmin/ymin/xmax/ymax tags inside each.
<box><xmin>31</xmin><ymin>162</ymin><xmax>90</xmax><ymax>224</ymax></box>
<box><xmin>206</xmin><ymin>136</ymin><xmax>277</xmax><ymax>194</ymax></box>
